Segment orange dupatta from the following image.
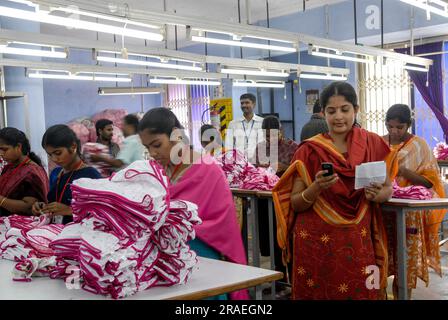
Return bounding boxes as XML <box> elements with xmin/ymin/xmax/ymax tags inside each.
<box><xmin>273</xmin><ymin>128</ymin><xmax>394</xmax><ymax>289</ymax></box>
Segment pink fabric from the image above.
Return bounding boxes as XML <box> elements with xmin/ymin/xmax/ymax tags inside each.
<box><xmin>169</xmin><ymin>155</ymin><xmax>249</xmax><ymax>300</ymax></box>
<box><xmin>82</xmin><ymin>142</ymin><xmax>113</xmax><ymax>177</ymax></box>
<box><xmin>0</xmin><ymin>157</ymin><xmax>5</xmax><ymax>175</ymax></box>
<box><xmin>433</xmin><ymin>142</ymin><xmax>448</xmax><ymax>160</ymax></box>
<box><xmin>217</xmin><ymin>149</ymin><xmax>279</xmax><ymax>190</ymax></box>
<box><xmin>67</xmin><ymin>120</ymin><xmax>91</xmax><ymax>145</ymax></box>
<box><xmin>392</xmin><ymin>180</ymin><xmax>433</xmax><ymax>200</ymax></box>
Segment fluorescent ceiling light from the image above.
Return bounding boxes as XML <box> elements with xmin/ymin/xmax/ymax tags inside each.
<box><xmin>49</xmin><ymin>6</ymin><xmax>161</xmax><ymax>29</ymax></box>
<box><xmin>400</xmin><ymin>0</ymin><xmax>448</xmax><ymax>18</ymax></box>
<box><xmin>27</xmin><ymin>70</ymin><xmax>132</xmax><ymax>82</ymax></box>
<box><xmin>191</xmin><ymin>35</ymin><xmax>297</xmax><ymax>53</ymax></box>
<box><xmin>97</xmin><ymin>56</ymin><xmax>202</xmax><ymax>71</ymax></box>
<box><xmin>403</xmin><ymin>65</ymin><xmax>429</xmax><ymax>72</ymax></box>
<box><xmin>0</xmin><ymin>6</ymin><xmax>164</xmax><ymax>41</ymax></box>
<box><xmin>232</xmin><ymin>80</ymin><xmax>285</xmax><ymax>88</ymax></box>
<box><xmin>299</xmin><ymin>73</ymin><xmax>348</xmax><ymax>81</ymax></box>
<box><xmin>220</xmin><ymin>67</ymin><xmax>289</xmax><ymax>77</ymax></box>
<box><xmin>150</xmin><ymin>78</ymin><xmax>221</xmax><ymax>86</ymax></box>
<box><xmin>0</xmin><ymin>44</ymin><xmax>67</xmax><ymax>58</ymax></box>
<box><xmin>309</xmin><ymin>45</ymin><xmax>375</xmax><ymax>64</ymax></box>
<box><xmin>98</xmin><ymin>87</ymin><xmax>162</xmax><ymax>95</ymax></box>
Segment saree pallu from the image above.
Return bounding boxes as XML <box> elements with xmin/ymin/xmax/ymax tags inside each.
<box><xmin>273</xmin><ymin>128</ymin><xmax>391</xmax><ymax>300</ymax></box>
<box><xmin>385</xmin><ymin>135</ymin><xmax>445</xmax><ymax>288</ymax></box>
<box><xmin>0</xmin><ymin>162</ymin><xmax>49</xmax><ymax>216</ymax></box>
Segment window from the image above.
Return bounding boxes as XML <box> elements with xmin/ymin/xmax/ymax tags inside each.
<box><xmin>358</xmin><ymin>62</ymin><xmax>411</xmax><ymax>137</ymax></box>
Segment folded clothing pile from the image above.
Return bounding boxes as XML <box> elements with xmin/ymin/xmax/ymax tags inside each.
<box><xmin>82</xmin><ymin>142</ymin><xmax>114</xmax><ymax>177</ymax></box>
<box><xmin>216</xmin><ymin>149</ymin><xmax>279</xmax><ymax>190</ymax></box>
<box><xmin>392</xmin><ymin>180</ymin><xmax>433</xmax><ymax>200</ymax></box>
<box><xmin>14</xmin><ymin>160</ymin><xmax>202</xmax><ymax>299</ymax></box>
<box><xmin>0</xmin><ymin>223</ymin><xmax>63</xmax><ymax>262</ymax></box>
<box><xmin>433</xmin><ymin>142</ymin><xmax>448</xmax><ymax>161</ymax></box>
<box><xmin>71</xmin><ymin>160</ymin><xmax>169</xmax><ymax>240</ymax></box>
<box><xmin>0</xmin><ymin>214</ymin><xmax>52</xmax><ymax>247</ymax></box>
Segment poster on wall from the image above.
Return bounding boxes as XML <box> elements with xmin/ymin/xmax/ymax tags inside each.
<box><xmin>306</xmin><ymin>89</ymin><xmax>319</xmax><ymax>114</ymax></box>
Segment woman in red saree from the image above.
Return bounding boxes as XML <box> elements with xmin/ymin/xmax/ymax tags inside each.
<box><xmin>138</xmin><ymin>108</ymin><xmax>249</xmax><ymax>300</ymax></box>
<box><xmin>273</xmin><ymin>82</ymin><xmax>393</xmax><ymax>300</ymax></box>
<box><xmin>0</xmin><ymin>127</ymin><xmax>48</xmax><ymax>216</ymax></box>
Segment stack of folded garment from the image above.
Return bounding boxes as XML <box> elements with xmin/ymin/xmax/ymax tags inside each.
<box><xmin>71</xmin><ymin>160</ymin><xmax>169</xmax><ymax>240</ymax></box>
<box><xmin>82</xmin><ymin>142</ymin><xmax>114</xmax><ymax>177</ymax></box>
<box><xmin>216</xmin><ymin>149</ymin><xmax>280</xmax><ymax>190</ymax></box>
<box><xmin>42</xmin><ymin>160</ymin><xmax>201</xmax><ymax>299</ymax></box>
<box><xmin>433</xmin><ymin>142</ymin><xmax>448</xmax><ymax>161</ymax></box>
<box><xmin>0</xmin><ymin>223</ymin><xmax>63</xmax><ymax>262</ymax></box>
<box><xmin>392</xmin><ymin>180</ymin><xmax>433</xmax><ymax>200</ymax></box>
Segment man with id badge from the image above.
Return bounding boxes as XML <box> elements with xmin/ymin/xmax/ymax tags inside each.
<box><xmin>225</xmin><ymin>93</ymin><xmax>264</xmax><ymax>162</ymax></box>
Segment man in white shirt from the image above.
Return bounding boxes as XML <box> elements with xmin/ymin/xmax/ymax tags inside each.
<box><xmin>225</xmin><ymin>93</ymin><xmax>264</xmax><ymax>162</ymax></box>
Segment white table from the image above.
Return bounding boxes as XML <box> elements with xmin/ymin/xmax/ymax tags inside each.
<box><xmin>0</xmin><ymin>257</ymin><xmax>282</xmax><ymax>300</ymax></box>
<box><xmin>382</xmin><ymin>198</ymin><xmax>448</xmax><ymax>300</ymax></box>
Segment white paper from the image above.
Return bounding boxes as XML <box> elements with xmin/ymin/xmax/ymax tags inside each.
<box><xmin>355</xmin><ymin>161</ymin><xmax>386</xmax><ymax>190</ymax></box>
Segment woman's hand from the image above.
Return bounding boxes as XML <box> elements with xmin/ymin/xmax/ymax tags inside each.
<box><xmin>313</xmin><ymin>170</ymin><xmax>339</xmax><ymax>191</ymax></box>
<box><xmin>365</xmin><ymin>182</ymin><xmax>392</xmax><ymax>203</ymax></box>
<box><xmin>40</xmin><ymin>202</ymin><xmax>72</xmax><ymax>216</ymax></box>
<box><xmin>31</xmin><ymin>202</ymin><xmax>45</xmax><ymax>216</ymax></box>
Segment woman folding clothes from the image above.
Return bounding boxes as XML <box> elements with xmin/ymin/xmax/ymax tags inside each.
<box><xmin>32</xmin><ymin>125</ymin><xmax>101</xmax><ymax>224</ymax></box>
<box><xmin>383</xmin><ymin>104</ymin><xmax>445</xmax><ymax>299</ymax></box>
<box><xmin>138</xmin><ymin>107</ymin><xmax>249</xmax><ymax>300</ymax></box>
<box><xmin>0</xmin><ymin>127</ymin><xmax>48</xmax><ymax>216</ymax></box>
<box><xmin>273</xmin><ymin>82</ymin><xmax>394</xmax><ymax>300</ymax></box>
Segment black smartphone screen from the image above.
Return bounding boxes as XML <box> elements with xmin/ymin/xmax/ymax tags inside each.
<box><xmin>321</xmin><ymin>162</ymin><xmax>334</xmax><ymax>177</ymax></box>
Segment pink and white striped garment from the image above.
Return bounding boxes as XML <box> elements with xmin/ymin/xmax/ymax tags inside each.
<box><xmin>392</xmin><ymin>180</ymin><xmax>433</xmax><ymax>200</ymax></box>
<box><xmin>217</xmin><ymin>149</ymin><xmax>279</xmax><ymax>190</ymax></box>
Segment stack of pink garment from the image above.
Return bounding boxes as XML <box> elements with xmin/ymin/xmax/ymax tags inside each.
<box><xmin>82</xmin><ymin>142</ymin><xmax>114</xmax><ymax>177</ymax></box>
<box><xmin>392</xmin><ymin>180</ymin><xmax>433</xmax><ymax>200</ymax></box>
<box><xmin>41</xmin><ymin>160</ymin><xmax>200</xmax><ymax>299</ymax></box>
<box><xmin>216</xmin><ymin>149</ymin><xmax>280</xmax><ymax>190</ymax></box>
<box><xmin>0</xmin><ymin>215</ymin><xmax>52</xmax><ymax>245</ymax></box>
<box><xmin>71</xmin><ymin>160</ymin><xmax>169</xmax><ymax>240</ymax></box>
<box><xmin>0</xmin><ymin>224</ymin><xmax>63</xmax><ymax>262</ymax></box>
<box><xmin>433</xmin><ymin>142</ymin><xmax>448</xmax><ymax>160</ymax></box>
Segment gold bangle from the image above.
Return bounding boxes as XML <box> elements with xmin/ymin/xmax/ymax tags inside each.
<box><xmin>301</xmin><ymin>190</ymin><xmax>313</xmax><ymax>204</ymax></box>
<box><xmin>0</xmin><ymin>197</ymin><xmax>7</xmax><ymax>208</ymax></box>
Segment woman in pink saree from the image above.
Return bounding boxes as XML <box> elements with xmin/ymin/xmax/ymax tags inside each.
<box><xmin>138</xmin><ymin>107</ymin><xmax>249</xmax><ymax>300</ymax></box>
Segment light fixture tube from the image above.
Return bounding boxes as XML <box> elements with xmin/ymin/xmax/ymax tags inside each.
<box><xmin>220</xmin><ymin>67</ymin><xmax>289</xmax><ymax>77</ymax></box>
<box><xmin>0</xmin><ymin>45</ymin><xmax>67</xmax><ymax>58</ymax></box>
<box><xmin>0</xmin><ymin>6</ymin><xmax>164</xmax><ymax>41</ymax></box>
<box><xmin>299</xmin><ymin>73</ymin><xmax>348</xmax><ymax>81</ymax></box>
<box><xmin>97</xmin><ymin>56</ymin><xmax>202</xmax><ymax>71</ymax></box>
<box><xmin>98</xmin><ymin>87</ymin><xmax>162</xmax><ymax>95</ymax></box>
<box><xmin>28</xmin><ymin>71</ymin><xmax>132</xmax><ymax>82</ymax></box>
<box><xmin>150</xmin><ymin>78</ymin><xmax>221</xmax><ymax>86</ymax></box>
<box><xmin>232</xmin><ymin>80</ymin><xmax>285</xmax><ymax>88</ymax></box>
<box><xmin>191</xmin><ymin>35</ymin><xmax>297</xmax><ymax>53</ymax></box>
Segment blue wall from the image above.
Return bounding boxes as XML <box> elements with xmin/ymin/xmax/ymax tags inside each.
<box><xmin>0</xmin><ymin>0</ymin><xmax>47</xmax><ymax>162</ymax></box>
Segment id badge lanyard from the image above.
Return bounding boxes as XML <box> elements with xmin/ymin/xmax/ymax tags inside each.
<box><xmin>242</xmin><ymin>119</ymin><xmax>255</xmax><ymax>151</ymax></box>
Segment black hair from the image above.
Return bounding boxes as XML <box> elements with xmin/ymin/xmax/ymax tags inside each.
<box><xmin>0</xmin><ymin>127</ymin><xmax>43</xmax><ymax>167</ymax></box>
<box><xmin>123</xmin><ymin>114</ymin><xmax>139</xmax><ymax>132</ymax></box>
<box><xmin>138</xmin><ymin>108</ymin><xmax>183</xmax><ymax>135</ymax></box>
<box><xmin>95</xmin><ymin>119</ymin><xmax>113</xmax><ymax>136</ymax></box>
<box><xmin>41</xmin><ymin>125</ymin><xmax>81</xmax><ymax>156</ymax></box>
<box><xmin>199</xmin><ymin>124</ymin><xmax>222</xmax><ymax>145</ymax></box>
<box><xmin>320</xmin><ymin>81</ymin><xmax>358</xmax><ymax>111</ymax></box>
<box><xmin>386</xmin><ymin>104</ymin><xmax>412</xmax><ymax>126</ymax></box>
<box><xmin>262</xmin><ymin>116</ymin><xmax>281</xmax><ymax>130</ymax></box>
<box><xmin>240</xmin><ymin>93</ymin><xmax>256</xmax><ymax>104</ymax></box>
<box><xmin>312</xmin><ymin>99</ymin><xmax>322</xmax><ymax>114</ymax></box>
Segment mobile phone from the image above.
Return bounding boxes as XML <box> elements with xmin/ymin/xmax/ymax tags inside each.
<box><xmin>321</xmin><ymin>162</ymin><xmax>334</xmax><ymax>177</ymax></box>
